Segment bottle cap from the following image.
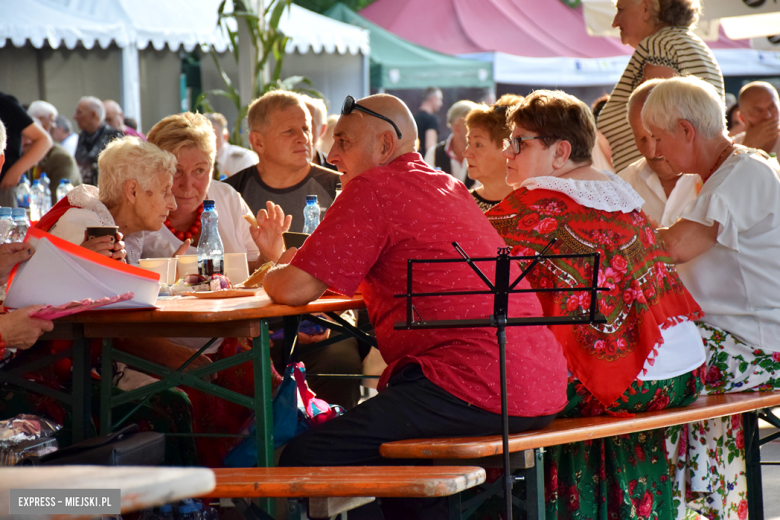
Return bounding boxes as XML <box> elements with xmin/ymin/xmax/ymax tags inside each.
<box><xmin>59</xmin><ymin>179</ymin><xmax>67</xmax><ymax>185</ymax></box>
<box><xmin>40</xmin><ymin>172</ymin><xmax>48</xmax><ymax>179</ymax></box>
<box><xmin>12</xmin><ymin>208</ymin><xmax>25</xmax><ymax>217</ymax></box>
<box><xmin>0</xmin><ymin>208</ymin><xmax>11</xmax><ymax>217</ymax></box>
<box><xmin>203</xmin><ymin>199</ymin><xmax>215</xmax><ymax>210</ymax></box>
<box><xmin>306</xmin><ymin>195</ymin><xmax>318</xmax><ymax>203</ymax></box>
<box><xmin>31</xmin><ymin>180</ymin><xmax>40</xmax><ymax>186</ymax></box>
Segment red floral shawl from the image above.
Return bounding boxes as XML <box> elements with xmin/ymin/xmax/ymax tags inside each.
<box><xmin>486</xmin><ymin>187</ymin><xmax>702</xmax><ymax>407</ymax></box>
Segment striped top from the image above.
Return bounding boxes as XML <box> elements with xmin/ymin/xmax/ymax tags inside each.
<box><xmin>598</xmin><ymin>26</ymin><xmax>724</xmax><ymax>172</ymax></box>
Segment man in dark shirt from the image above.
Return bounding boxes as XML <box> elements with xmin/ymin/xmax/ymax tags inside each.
<box><xmin>225</xmin><ymin>90</ymin><xmax>360</xmax><ymax>408</ymax></box>
<box><xmin>0</xmin><ymin>92</ymin><xmax>52</xmax><ymax>206</ymax></box>
<box><xmin>413</xmin><ymin>86</ymin><xmax>443</xmax><ymax>154</ymax></box>
<box><xmin>225</xmin><ymin>91</ymin><xmax>340</xmax><ymax>233</ymax></box>
<box><xmin>73</xmin><ymin>96</ymin><xmax>123</xmax><ymax>185</ymax></box>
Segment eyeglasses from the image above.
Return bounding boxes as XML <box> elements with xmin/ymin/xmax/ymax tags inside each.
<box><xmin>341</xmin><ymin>95</ymin><xmax>403</xmax><ymax>139</ymax></box>
<box><xmin>502</xmin><ymin>135</ymin><xmax>555</xmax><ymax>155</ymax></box>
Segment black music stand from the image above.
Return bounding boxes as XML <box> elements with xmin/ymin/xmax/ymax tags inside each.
<box><xmin>394</xmin><ymin>240</ymin><xmax>607</xmax><ymax>520</ymax></box>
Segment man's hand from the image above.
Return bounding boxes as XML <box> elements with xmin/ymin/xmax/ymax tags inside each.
<box><xmin>249</xmin><ymin>201</ymin><xmax>292</xmax><ymax>263</ymax></box>
<box><xmin>0</xmin><ymin>243</ymin><xmax>34</xmax><ymax>284</ymax></box>
<box><xmin>741</xmin><ymin>119</ymin><xmax>780</xmax><ymax>153</ymax></box>
<box><xmin>80</xmin><ymin>232</ymin><xmax>127</xmax><ymax>262</ymax></box>
<box><xmin>0</xmin><ymin>305</ymin><xmax>54</xmax><ymax>350</ymax></box>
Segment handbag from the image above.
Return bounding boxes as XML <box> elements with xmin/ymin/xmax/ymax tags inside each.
<box><xmin>223</xmin><ymin>362</ymin><xmax>343</xmax><ymax>467</ymax></box>
<box><xmin>17</xmin><ymin>424</ymin><xmax>165</xmax><ymax>466</ymax></box>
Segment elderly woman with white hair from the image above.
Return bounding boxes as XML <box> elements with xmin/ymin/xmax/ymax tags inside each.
<box><xmin>598</xmin><ymin>0</ymin><xmax>724</xmax><ymax>172</ymax></box>
<box><xmin>36</xmin><ymin>135</ymin><xmax>177</xmax><ymax>265</ymax></box>
<box><xmin>645</xmin><ymin>75</ymin><xmax>780</xmax><ymax>520</ymax></box>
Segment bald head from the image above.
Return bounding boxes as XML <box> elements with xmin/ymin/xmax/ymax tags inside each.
<box><xmin>738</xmin><ymin>81</ymin><xmax>780</xmax><ymax>128</ymax></box>
<box><xmin>103</xmin><ymin>99</ymin><xmax>125</xmax><ymax>131</ymax></box>
<box><xmin>328</xmin><ymin>94</ymin><xmax>418</xmax><ymax>184</ymax></box>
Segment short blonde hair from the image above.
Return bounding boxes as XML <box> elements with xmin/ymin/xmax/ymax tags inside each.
<box><xmin>447</xmin><ymin>100</ymin><xmax>478</xmax><ymax>126</ymax></box>
<box><xmin>247</xmin><ymin>91</ymin><xmax>310</xmax><ymax>133</ymax></box>
<box><xmin>147</xmin><ymin>112</ymin><xmax>216</xmax><ymax>167</ymax></box>
<box><xmin>97</xmin><ymin>136</ymin><xmax>176</xmax><ymax>207</ymax></box>
<box><xmin>466</xmin><ymin>94</ymin><xmax>523</xmax><ymax>148</ymax></box>
<box><xmin>642</xmin><ymin>76</ymin><xmax>725</xmax><ymax>140</ymax></box>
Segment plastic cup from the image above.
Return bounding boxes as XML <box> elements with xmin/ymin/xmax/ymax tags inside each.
<box><xmin>224</xmin><ymin>252</ymin><xmax>249</xmax><ymax>285</ymax></box>
<box><xmin>166</xmin><ymin>258</ymin><xmax>177</xmax><ymax>285</ymax></box>
<box><xmin>177</xmin><ymin>255</ymin><xmax>199</xmax><ymax>279</ymax></box>
<box><xmin>139</xmin><ymin>258</ymin><xmax>170</xmax><ymax>283</ymax></box>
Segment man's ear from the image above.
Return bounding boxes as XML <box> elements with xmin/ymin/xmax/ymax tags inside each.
<box><xmin>552</xmin><ymin>140</ymin><xmax>572</xmax><ymax>168</ymax></box>
<box><xmin>0</xmin><ymin>154</ymin><xmax>5</xmax><ymax>173</ymax></box>
<box><xmin>378</xmin><ymin>131</ymin><xmax>395</xmax><ymax>163</ymax></box>
<box><xmin>124</xmin><ymin>179</ymin><xmax>139</xmax><ymax>204</ymax></box>
<box><xmin>679</xmin><ymin>119</ymin><xmax>697</xmax><ymax>143</ymax></box>
<box><xmin>736</xmin><ymin>110</ymin><xmax>746</xmax><ymax>128</ymax></box>
<box><xmin>248</xmin><ymin>131</ymin><xmax>264</xmax><ymax>155</ymax></box>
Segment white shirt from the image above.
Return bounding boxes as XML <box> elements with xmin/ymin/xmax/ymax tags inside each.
<box><xmin>677</xmin><ymin>150</ymin><xmax>780</xmax><ymax>350</ymax></box>
<box><xmin>216</xmin><ymin>143</ymin><xmax>259</xmax><ymax>178</ymax></box>
<box><xmin>523</xmin><ymin>174</ymin><xmax>706</xmax><ymax>380</ymax></box>
<box><xmin>60</xmin><ymin>133</ymin><xmax>78</xmax><ymax>157</ymax></box>
<box><xmin>618</xmin><ymin>157</ymin><xmax>702</xmax><ymax>227</ymax></box>
<box><xmin>733</xmin><ymin>131</ymin><xmax>780</xmax><ymax>157</ymax></box>
<box><xmin>142</xmin><ymin>181</ymin><xmax>260</xmax><ymax>262</ymax></box>
<box><xmin>424</xmin><ymin>135</ymin><xmax>469</xmax><ymax>183</ymax></box>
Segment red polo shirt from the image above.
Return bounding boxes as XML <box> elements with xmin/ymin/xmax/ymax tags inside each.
<box><xmin>291</xmin><ymin>153</ymin><xmax>567</xmax><ymax>417</ymax></box>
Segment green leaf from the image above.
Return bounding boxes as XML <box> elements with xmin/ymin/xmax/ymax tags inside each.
<box><xmin>739</xmin><ymin>361</ymin><xmax>749</xmax><ymax>373</ymax></box>
<box><xmin>270</xmin><ymin>0</ymin><xmax>290</xmax><ymax>29</ymax></box>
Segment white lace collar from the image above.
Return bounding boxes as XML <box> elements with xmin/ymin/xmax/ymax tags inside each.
<box><xmin>65</xmin><ymin>185</ymin><xmax>144</xmax><ymax>265</ymax></box>
<box><xmin>521</xmin><ymin>173</ymin><xmax>644</xmax><ymax>213</ymax></box>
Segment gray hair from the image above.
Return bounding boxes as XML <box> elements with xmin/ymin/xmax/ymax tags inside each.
<box><xmin>97</xmin><ymin>136</ymin><xmax>176</xmax><ymax>207</ymax></box>
<box><xmin>0</xmin><ymin>119</ymin><xmax>6</xmax><ymax>153</ymax></box>
<box><xmin>28</xmin><ymin>100</ymin><xmax>58</xmax><ymax>121</ymax></box>
<box><xmin>642</xmin><ymin>76</ymin><xmax>726</xmax><ymax>140</ymax></box>
<box><xmin>447</xmin><ymin>100</ymin><xmax>479</xmax><ymax>125</ymax></box>
<box><xmin>80</xmin><ymin>96</ymin><xmax>105</xmax><ymax>123</ymax></box>
<box><xmin>55</xmin><ymin>115</ymin><xmax>73</xmax><ymax>133</ymax></box>
<box><xmin>633</xmin><ymin>0</ymin><xmax>700</xmax><ymax>28</ymax></box>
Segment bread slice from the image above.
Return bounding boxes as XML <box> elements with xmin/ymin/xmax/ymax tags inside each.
<box><xmin>239</xmin><ymin>261</ymin><xmax>274</xmax><ymax>288</ymax></box>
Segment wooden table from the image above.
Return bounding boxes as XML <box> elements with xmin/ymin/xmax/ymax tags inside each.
<box><xmin>0</xmin><ymin>292</ymin><xmax>367</xmax><ymax>516</ymax></box>
<box><xmin>0</xmin><ymin>465</ymin><xmax>215</xmax><ymax>519</ymax></box>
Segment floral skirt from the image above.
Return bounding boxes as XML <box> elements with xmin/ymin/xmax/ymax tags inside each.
<box><xmin>675</xmin><ymin>322</ymin><xmax>780</xmax><ymax>520</ymax></box>
<box><xmin>468</xmin><ymin>367</ymin><xmax>704</xmax><ymax>520</ymax></box>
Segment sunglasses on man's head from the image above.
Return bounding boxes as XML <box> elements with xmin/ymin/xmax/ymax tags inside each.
<box><xmin>341</xmin><ymin>95</ymin><xmax>403</xmax><ymax>139</ymax></box>
<box><xmin>502</xmin><ymin>135</ymin><xmax>556</xmax><ymax>155</ymax></box>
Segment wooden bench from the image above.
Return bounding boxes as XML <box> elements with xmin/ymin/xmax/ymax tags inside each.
<box><xmin>380</xmin><ymin>393</ymin><xmax>780</xmax><ymax>520</ymax></box>
<box><xmin>203</xmin><ymin>466</ymin><xmax>485</xmax><ymax>519</ymax></box>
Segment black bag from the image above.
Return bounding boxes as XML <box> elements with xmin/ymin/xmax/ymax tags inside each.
<box><xmin>17</xmin><ymin>424</ymin><xmax>165</xmax><ymax>466</ymax></box>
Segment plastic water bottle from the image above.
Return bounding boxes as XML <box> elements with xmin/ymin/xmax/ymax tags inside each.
<box><xmin>39</xmin><ymin>172</ymin><xmax>52</xmax><ymax>213</ymax></box>
<box><xmin>56</xmin><ymin>179</ymin><xmax>72</xmax><ymax>202</ymax></box>
<box><xmin>8</xmin><ymin>208</ymin><xmax>29</xmax><ymax>243</ymax></box>
<box><xmin>0</xmin><ymin>208</ymin><xmax>13</xmax><ymax>243</ymax></box>
<box><xmin>197</xmin><ymin>199</ymin><xmax>224</xmax><ymax>276</ymax></box>
<box><xmin>14</xmin><ymin>175</ymin><xmax>30</xmax><ymax>209</ymax></box>
<box><xmin>302</xmin><ymin>195</ymin><xmax>320</xmax><ymax>234</ymax></box>
<box><xmin>29</xmin><ymin>180</ymin><xmax>45</xmax><ymax>222</ymax></box>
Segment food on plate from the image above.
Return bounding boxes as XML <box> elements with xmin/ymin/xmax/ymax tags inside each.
<box><xmin>239</xmin><ymin>261</ymin><xmax>274</xmax><ymax>288</ymax></box>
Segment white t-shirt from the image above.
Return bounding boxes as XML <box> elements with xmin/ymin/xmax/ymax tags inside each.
<box><xmin>216</xmin><ymin>143</ymin><xmax>259</xmax><ymax>178</ymax></box>
<box><xmin>523</xmin><ymin>173</ymin><xmax>706</xmax><ymax>380</ymax></box>
<box><xmin>618</xmin><ymin>157</ymin><xmax>701</xmax><ymax>227</ymax></box>
<box><xmin>677</xmin><ymin>149</ymin><xmax>780</xmax><ymax>350</ymax></box>
<box><xmin>142</xmin><ymin>181</ymin><xmax>260</xmax><ymax>261</ymax></box>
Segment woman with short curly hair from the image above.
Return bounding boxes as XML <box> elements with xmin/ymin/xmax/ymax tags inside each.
<box><xmin>598</xmin><ymin>0</ymin><xmax>724</xmax><ymax>172</ymax></box>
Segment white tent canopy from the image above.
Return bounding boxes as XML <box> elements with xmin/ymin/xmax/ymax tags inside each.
<box><xmin>0</xmin><ymin>0</ymin><xmax>369</xmax><ymax>127</ymax></box>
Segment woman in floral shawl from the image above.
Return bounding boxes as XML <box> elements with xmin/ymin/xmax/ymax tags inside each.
<box><xmin>485</xmin><ymin>90</ymin><xmax>705</xmax><ymax>520</ymax></box>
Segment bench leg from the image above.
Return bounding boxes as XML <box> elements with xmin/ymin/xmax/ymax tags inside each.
<box><xmin>744</xmin><ymin>411</ymin><xmax>765</xmax><ymax>520</ymax></box>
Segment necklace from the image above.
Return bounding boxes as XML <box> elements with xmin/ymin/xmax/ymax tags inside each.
<box><xmin>164</xmin><ymin>203</ymin><xmax>204</xmax><ymax>242</ymax></box>
<box><xmin>708</xmin><ymin>140</ymin><xmax>735</xmax><ymax>176</ymax></box>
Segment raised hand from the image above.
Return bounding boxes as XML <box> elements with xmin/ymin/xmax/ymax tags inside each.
<box><xmin>249</xmin><ymin>201</ymin><xmax>292</xmax><ymax>263</ymax></box>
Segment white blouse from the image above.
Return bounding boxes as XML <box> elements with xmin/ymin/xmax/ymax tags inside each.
<box><xmin>523</xmin><ymin>174</ymin><xmax>706</xmax><ymax>380</ymax></box>
<box><xmin>677</xmin><ymin>150</ymin><xmax>780</xmax><ymax>350</ymax></box>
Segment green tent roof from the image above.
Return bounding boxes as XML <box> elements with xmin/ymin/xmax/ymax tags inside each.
<box><xmin>323</xmin><ymin>2</ymin><xmax>493</xmax><ymax>90</ymax></box>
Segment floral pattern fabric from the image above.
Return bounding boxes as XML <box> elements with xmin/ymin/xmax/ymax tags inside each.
<box><xmin>486</xmin><ymin>187</ymin><xmax>702</xmax><ymax>407</ymax></box>
<box><xmin>673</xmin><ymin>322</ymin><xmax>780</xmax><ymax>520</ymax></box>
